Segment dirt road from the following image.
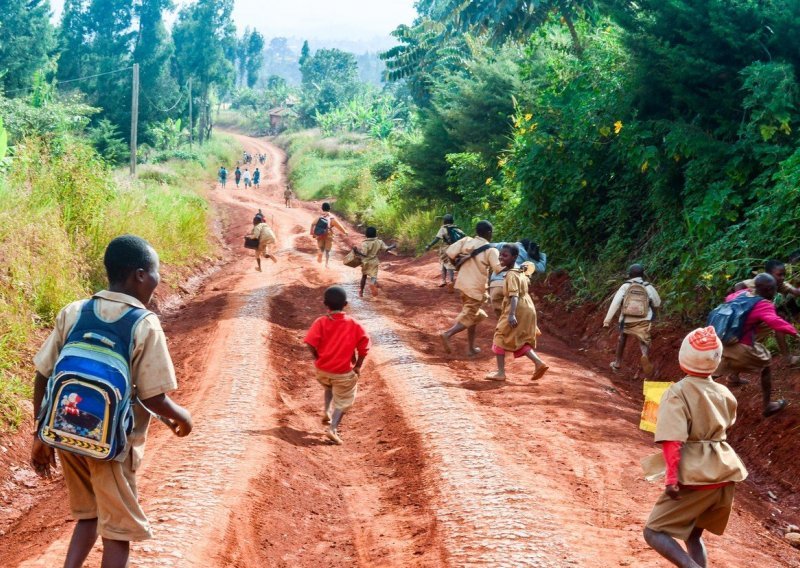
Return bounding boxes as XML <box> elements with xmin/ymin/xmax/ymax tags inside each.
<box><xmin>1</xmin><ymin>133</ymin><xmax>797</xmax><ymax>567</ymax></box>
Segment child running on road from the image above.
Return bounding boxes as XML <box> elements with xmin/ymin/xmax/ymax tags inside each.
<box><xmin>424</xmin><ymin>214</ymin><xmax>464</xmax><ymax>291</ymax></box>
<box><xmin>603</xmin><ymin>264</ymin><xmax>661</xmax><ymax>376</ymax></box>
<box><xmin>304</xmin><ymin>286</ymin><xmax>370</xmax><ymax>445</ymax></box>
<box><xmin>253</xmin><ymin>167</ymin><xmax>261</xmax><ymax>189</ymax></box>
<box><xmin>485</xmin><ymin>244</ymin><xmax>549</xmax><ymax>381</ymax></box>
<box><xmin>234</xmin><ymin>166</ymin><xmax>242</xmax><ymax>188</ymax></box>
<box><xmin>643</xmin><ymin>326</ymin><xmax>748</xmax><ymax>568</ymax></box>
<box><xmin>440</xmin><ymin>220</ymin><xmax>502</xmax><ymax>356</ymax></box>
<box><xmin>247</xmin><ymin>211</ymin><xmax>277</xmax><ymax>272</ymax></box>
<box><xmin>310</xmin><ymin>202</ymin><xmax>348</xmax><ymax>268</ymax></box>
<box><xmin>353</xmin><ymin>226</ymin><xmax>397</xmax><ymax>298</ymax></box>
<box><xmin>30</xmin><ymin>235</ymin><xmax>193</xmax><ymax>568</ymax></box>
<box><xmin>284</xmin><ymin>188</ymin><xmax>294</xmax><ymax>208</ymax></box>
<box><xmin>243</xmin><ymin>168</ymin><xmax>252</xmax><ymax>189</ymax></box>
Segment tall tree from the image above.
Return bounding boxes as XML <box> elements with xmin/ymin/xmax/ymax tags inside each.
<box><xmin>244</xmin><ymin>30</ymin><xmax>265</xmax><ymax>88</ymax></box>
<box><xmin>299</xmin><ymin>47</ymin><xmax>359</xmax><ymax>120</ymax></box>
<box><xmin>0</xmin><ymin>0</ymin><xmax>54</xmax><ymax>94</ymax></box>
<box><xmin>173</xmin><ymin>0</ymin><xmax>236</xmax><ymax>143</ymax></box>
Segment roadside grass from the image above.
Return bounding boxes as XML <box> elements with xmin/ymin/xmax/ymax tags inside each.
<box><xmin>0</xmin><ymin>133</ymin><xmax>239</xmax><ymax>431</ymax></box>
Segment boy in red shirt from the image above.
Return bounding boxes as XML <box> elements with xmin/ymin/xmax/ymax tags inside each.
<box><xmin>304</xmin><ymin>286</ymin><xmax>370</xmax><ymax>444</ymax></box>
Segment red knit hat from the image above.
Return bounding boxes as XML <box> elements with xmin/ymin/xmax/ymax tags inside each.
<box><xmin>679</xmin><ymin>327</ymin><xmax>722</xmax><ymax>376</ymax></box>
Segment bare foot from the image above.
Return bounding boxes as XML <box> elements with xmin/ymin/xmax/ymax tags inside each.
<box><xmin>484</xmin><ymin>371</ymin><xmax>506</xmax><ymax>381</ymax></box>
<box><xmin>440</xmin><ymin>332</ymin><xmax>452</xmax><ymax>354</ymax></box>
<box><xmin>531</xmin><ymin>365</ymin><xmax>549</xmax><ymax>381</ymax></box>
<box><xmin>467</xmin><ymin>347</ymin><xmax>481</xmax><ymax>357</ymax></box>
<box><xmin>255</xmin><ymin>265</ymin><xmax>262</xmax><ymax>272</ymax></box>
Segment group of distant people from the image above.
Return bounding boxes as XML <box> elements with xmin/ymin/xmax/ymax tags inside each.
<box><xmin>217</xmin><ymin>164</ymin><xmax>261</xmax><ymax>190</ymax></box>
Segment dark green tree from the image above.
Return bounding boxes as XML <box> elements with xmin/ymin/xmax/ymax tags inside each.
<box><xmin>173</xmin><ymin>0</ymin><xmax>236</xmax><ymax>143</ymax></box>
<box><xmin>299</xmin><ymin>47</ymin><xmax>359</xmax><ymax>120</ymax></box>
<box><xmin>0</xmin><ymin>0</ymin><xmax>54</xmax><ymax>94</ymax></box>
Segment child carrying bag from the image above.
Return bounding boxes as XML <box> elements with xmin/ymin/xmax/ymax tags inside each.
<box><xmin>343</xmin><ymin>249</ymin><xmax>362</xmax><ymax>268</ymax></box>
<box><xmin>37</xmin><ymin>299</ymin><xmax>149</xmax><ymax>461</ymax></box>
<box><xmin>244</xmin><ymin>236</ymin><xmax>259</xmax><ymax>250</ymax></box>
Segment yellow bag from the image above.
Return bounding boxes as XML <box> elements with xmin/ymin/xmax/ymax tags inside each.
<box><xmin>639</xmin><ymin>381</ymin><xmax>673</xmax><ymax>433</ymax></box>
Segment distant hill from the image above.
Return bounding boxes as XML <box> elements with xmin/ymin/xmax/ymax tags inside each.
<box><xmin>260</xmin><ymin>37</ymin><xmax>392</xmax><ymax>87</ymax></box>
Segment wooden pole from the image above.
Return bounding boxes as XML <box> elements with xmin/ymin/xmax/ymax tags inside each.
<box><xmin>129</xmin><ymin>63</ymin><xmax>139</xmax><ymax>176</ymax></box>
<box><xmin>188</xmin><ymin>77</ymin><xmax>193</xmax><ymax>149</ymax></box>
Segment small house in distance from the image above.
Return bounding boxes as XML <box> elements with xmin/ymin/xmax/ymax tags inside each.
<box><xmin>268</xmin><ymin>106</ymin><xmax>298</xmax><ymax>134</ymax></box>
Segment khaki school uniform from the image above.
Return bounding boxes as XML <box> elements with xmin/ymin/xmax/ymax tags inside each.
<box><xmin>250</xmin><ymin>222</ymin><xmax>276</xmax><ymax>258</ymax></box>
<box><xmin>645</xmin><ymin>376</ymin><xmax>747</xmax><ymax>541</ymax></box>
<box><xmin>446</xmin><ymin>236</ymin><xmax>502</xmax><ymax>327</ymax></box>
<box><xmin>493</xmin><ymin>269</ymin><xmax>538</xmax><ymax>352</ymax></box>
<box><xmin>315</xmin><ymin>370</ymin><xmax>359</xmax><ymax>411</ymax></box>
<box><xmin>603</xmin><ymin>278</ymin><xmax>662</xmax><ymax>345</ymax></box>
<box><xmin>360</xmin><ymin>238</ymin><xmax>389</xmax><ymax>279</ymax></box>
<box><xmin>34</xmin><ymin>291</ymin><xmax>178</xmax><ymax>541</ymax></box>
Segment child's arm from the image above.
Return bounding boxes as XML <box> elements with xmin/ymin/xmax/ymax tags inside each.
<box><xmin>31</xmin><ymin>371</ymin><xmax>56</xmax><ymax>478</ymax></box>
<box><xmin>353</xmin><ymin>354</ymin><xmax>366</xmax><ymax>375</ymax></box>
<box><xmin>352</xmin><ymin>246</ymin><xmax>366</xmax><ymax>257</ymax></box>
<box><xmin>306</xmin><ymin>344</ymin><xmax>319</xmax><ymax>360</ymax></box>
<box><xmin>331</xmin><ymin>217</ymin><xmax>348</xmax><ymax>236</ymax></box>
<box><xmin>662</xmin><ymin>441</ymin><xmax>683</xmax><ymax>499</ymax></box>
<box><xmin>140</xmin><ymin>393</ymin><xmax>193</xmax><ymax>437</ymax></box>
<box><xmin>424</xmin><ymin>237</ymin><xmax>441</xmax><ymax>251</ymax></box>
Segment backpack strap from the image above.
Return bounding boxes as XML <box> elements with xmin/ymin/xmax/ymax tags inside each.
<box><xmin>455</xmin><ymin>243</ymin><xmax>492</xmax><ymax>269</ymax></box>
<box><xmin>66</xmin><ymin>298</ymin><xmax>150</xmax><ymax>363</ymax></box>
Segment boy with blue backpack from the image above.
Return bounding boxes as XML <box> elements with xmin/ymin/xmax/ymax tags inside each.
<box><xmin>709</xmin><ymin>273</ymin><xmax>796</xmax><ymax>417</ymax></box>
<box><xmin>30</xmin><ymin>235</ymin><xmax>193</xmax><ymax>568</ymax></box>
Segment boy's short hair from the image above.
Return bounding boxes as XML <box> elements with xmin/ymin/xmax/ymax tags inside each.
<box><xmin>502</xmin><ymin>243</ymin><xmax>520</xmax><ymax>258</ymax></box>
<box><xmin>765</xmin><ymin>259</ymin><xmax>785</xmax><ymax>274</ymax></box>
<box><xmin>443</xmin><ymin>214</ymin><xmax>454</xmax><ymax>224</ymax></box>
<box><xmin>629</xmin><ymin>263</ymin><xmax>645</xmax><ymax>278</ymax></box>
<box><xmin>366</xmin><ymin>226</ymin><xmax>377</xmax><ymax>238</ymax></box>
<box><xmin>322</xmin><ymin>202</ymin><xmax>331</xmax><ymax>212</ymax></box>
<box><xmin>104</xmin><ymin>235</ymin><xmax>156</xmax><ymax>284</ymax></box>
<box><xmin>475</xmin><ymin>220</ymin><xmax>493</xmax><ymax>237</ymax></box>
<box><xmin>324</xmin><ymin>286</ymin><xmax>348</xmax><ymax>311</ymax></box>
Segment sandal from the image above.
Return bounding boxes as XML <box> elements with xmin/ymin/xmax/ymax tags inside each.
<box><xmin>531</xmin><ymin>365</ymin><xmax>550</xmax><ymax>381</ymax></box>
<box><xmin>763</xmin><ymin>399</ymin><xmax>788</xmax><ymax>418</ymax></box>
<box><xmin>484</xmin><ymin>372</ymin><xmax>506</xmax><ymax>381</ymax></box>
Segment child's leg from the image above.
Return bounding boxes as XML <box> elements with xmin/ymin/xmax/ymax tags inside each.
<box><xmin>100</xmin><ymin>538</ymin><xmax>130</xmax><ymax>568</ymax></box>
<box><xmin>761</xmin><ymin>366</ymin><xmax>786</xmax><ymax>416</ymax></box>
<box><xmin>368</xmin><ymin>276</ymin><xmax>379</xmax><ymax>296</ymax></box>
<box><xmin>256</xmin><ymin>256</ymin><xmax>261</xmax><ymax>271</ymax></box>
<box><xmin>485</xmin><ymin>353</ymin><xmax>506</xmax><ymax>380</ymax></box>
<box><xmin>467</xmin><ymin>325</ymin><xmax>480</xmax><ymax>354</ymax></box>
<box><xmin>64</xmin><ymin>518</ymin><xmax>99</xmax><ymax>568</ymax></box>
<box><xmin>523</xmin><ymin>350</ymin><xmax>547</xmax><ymax>368</ymax></box>
<box><xmin>323</xmin><ymin>386</ymin><xmax>333</xmax><ymax>423</ymax></box>
<box><xmin>643</xmin><ymin>528</ymin><xmax>703</xmax><ymax>568</ymax></box>
<box><xmin>639</xmin><ymin>340</ymin><xmax>654</xmax><ymax>375</ymax></box>
<box><xmin>447</xmin><ymin>269</ymin><xmax>455</xmax><ymax>283</ymax></box>
<box><xmin>612</xmin><ymin>332</ymin><xmax>628</xmax><ymax>369</ymax></box>
<box><xmin>331</xmin><ymin>408</ymin><xmax>345</xmax><ymax>430</ymax></box>
<box><xmin>686</xmin><ymin>528</ymin><xmax>707</xmax><ymax>568</ymax></box>
<box><xmin>324</xmin><ymin>248</ymin><xmax>331</xmax><ymax>267</ymax></box>
<box><xmin>440</xmin><ymin>266</ymin><xmax>448</xmax><ymax>285</ymax></box>
<box><xmin>359</xmin><ymin>274</ymin><xmax>368</xmax><ymax>297</ymax></box>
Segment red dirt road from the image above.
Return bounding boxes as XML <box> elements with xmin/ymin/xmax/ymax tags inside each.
<box><xmin>1</xmin><ymin>133</ymin><xmax>798</xmax><ymax>567</ymax></box>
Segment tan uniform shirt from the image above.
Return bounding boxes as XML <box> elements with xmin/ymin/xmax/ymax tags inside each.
<box><xmin>447</xmin><ymin>236</ymin><xmax>502</xmax><ymax>301</ymax></box>
<box><xmin>34</xmin><ymin>291</ymin><xmax>178</xmax><ymax>470</ymax></box>
<box><xmin>251</xmin><ymin>222</ymin><xmax>276</xmax><ymax>245</ymax></box>
<box><xmin>654</xmin><ymin>376</ymin><xmax>748</xmax><ymax>485</ymax></box>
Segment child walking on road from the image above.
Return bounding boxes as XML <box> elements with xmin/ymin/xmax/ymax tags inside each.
<box><xmin>248</xmin><ymin>211</ymin><xmax>277</xmax><ymax>272</ymax></box>
<box><xmin>218</xmin><ymin>165</ymin><xmax>227</xmax><ymax>189</ymax></box>
<box><xmin>253</xmin><ymin>167</ymin><xmax>261</xmax><ymax>189</ymax></box>
<box><xmin>304</xmin><ymin>286</ymin><xmax>370</xmax><ymax>445</ymax></box>
<box><xmin>643</xmin><ymin>326</ymin><xmax>748</xmax><ymax>568</ymax></box>
<box><xmin>604</xmin><ymin>264</ymin><xmax>661</xmax><ymax>376</ymax></box>
<box><xmin>30</xmin><ymin>235</ymin><xmax>193</xmax><ymax>568</ymax></box>
<box><xmin>353</xmin><ymin>227</ymin><xmax>397</xmax><ymax>298</ymax></box>
<box><xmin>234</xmin><ymin>166</ymin><xmax>242</xmax><ymax>188</ymax></box>
<box><xmin>485</xmin><ymin>245</ymin><xmax>549</xmax><ymax>381</ymax></box>
<box><xmin>284</xmin><ymin>188</ymin><xmax>294</xmax><ymax>208</ymax></box>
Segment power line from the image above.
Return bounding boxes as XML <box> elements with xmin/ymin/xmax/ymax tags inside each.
<box><xmin>141</xmin><ymin>84</ymin><xmax>187</xmax><ymax>114</ymax></box>
<box><xmin>1</xmin><ymin>66</ymin><xmax>133</xmax><ymax>96</ymax></box>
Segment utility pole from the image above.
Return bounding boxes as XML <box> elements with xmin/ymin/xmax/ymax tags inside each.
<box><xmin>188</xmin><ymin>77</ymin><xmax>193</xmax><ymax>149</ymax></box>
<box><xmin>129</xmin><ymin>63</ymin><xmax>139</xmax><ymax>176</ymax></box>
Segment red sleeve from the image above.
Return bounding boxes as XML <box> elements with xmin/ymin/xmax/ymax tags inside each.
<box><xmin>662</xmin><ymin>441</ymin><xmax>683</xmax><ymax>486</ymax></box>
<box><xmin>304</xmin><ymin>318</ymin><xmax>323</xmax><ymax>349</ymax></box>
<box><xmin>354</xmin><ymin>323</ymin><xmax>370</xmax><ymax>357</ymax></box>
<box><xmin>752</xmin><ymin>301</ymin><xmax>798</xmax><ymax>336</ymax></box>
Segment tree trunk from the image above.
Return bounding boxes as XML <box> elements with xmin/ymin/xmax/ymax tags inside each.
<box><xmin>563</xmin><ymin>12</ymin><xmax>583</xmax><ymax>57</ymax></box>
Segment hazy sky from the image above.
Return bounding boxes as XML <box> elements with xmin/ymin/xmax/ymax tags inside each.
<box><xmin>49</xmin><ymin>0</ymin><xmax>418</xmax><ymax>42</ymax></box>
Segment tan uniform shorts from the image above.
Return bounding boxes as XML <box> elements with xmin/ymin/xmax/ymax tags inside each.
<box><xmin>317</xmin><ymin>234</ymin><xmax>334</xmax><ymax>252</ymax></box>
<box><xmin>623</xmin><ymin>320</ymin><xmax>653</xmax><ymax>346</ymax></box>
<box><xmin>646</xmin><ymin>484</ymin><xmax>735</xmax><ymax>541</ymax></box>
<box><xmin>457</xmin><ymin>293</ymin><xmax>488</xmax><ymax>328</ymax></box>
<box><xmin>58</xmin><ymin>449</ymin><xmax>152</xmax><ymax>541</ymax></box>
<box><xmin>716</xmin><ymin>342</ymin><xmax>772</xmax><ymax>375</ymax></box>
<box><xmin>316</xmin><ymin>369</ymin><xmax>359</xmax><ymax>411</ymax></box>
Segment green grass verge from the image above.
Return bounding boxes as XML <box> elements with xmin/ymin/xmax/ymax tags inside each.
<box><xmin>0</xmin><ymin>133</ymin><xmax>240</xmax><ymax>431</ymax></box>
